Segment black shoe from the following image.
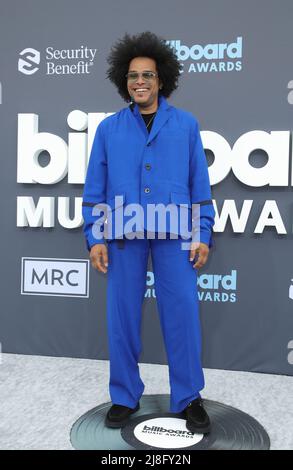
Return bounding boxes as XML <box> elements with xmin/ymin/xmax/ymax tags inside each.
<box><xmin>105</xmin><ymin>402</ymin><xmax>140</xmax><ymax>428</ymax></box>
<box><xmin>184</xmin><ymin>397</ymin><xmax>211</xmax><ymax>434</ymax></box>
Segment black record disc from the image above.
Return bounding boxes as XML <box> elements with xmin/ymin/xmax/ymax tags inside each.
<box><xmin>70</xmin><ymin>394</ymin><xmax>270</xmax><ymax>450</ymax></box>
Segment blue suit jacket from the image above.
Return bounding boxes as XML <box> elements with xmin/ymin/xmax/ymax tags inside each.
<box><xmin>82</xmin><ymin>95</ymin><xmax>215</xmax><ymax>250</ymax></box>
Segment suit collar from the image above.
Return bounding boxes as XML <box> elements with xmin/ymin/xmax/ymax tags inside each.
<box><xmin>130</xmin><ymin>94</ymin><xmax>172</xmax><ymax>143</ymax></box>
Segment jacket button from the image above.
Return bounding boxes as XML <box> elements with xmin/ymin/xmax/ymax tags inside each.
<box><xmin>144</xmin><ymin>187</ymin><xmax>150</xmax><ymax>194</ymax></box>
<box><xmin>145</xmin><ymin>164</ymin><xmax>151</xmax><ymax>170</ymax></box>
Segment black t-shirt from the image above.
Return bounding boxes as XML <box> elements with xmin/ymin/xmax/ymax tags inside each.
<box><xmin>129</xmin><ymin>103</ymin><xmax>156</xmax><ymax>133</ymax></box>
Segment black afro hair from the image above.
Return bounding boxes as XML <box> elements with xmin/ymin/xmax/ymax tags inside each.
<box><xmin>106</xmin><ymin>31</ymin><xmax>182</xmax><ymax>102</ymax></box>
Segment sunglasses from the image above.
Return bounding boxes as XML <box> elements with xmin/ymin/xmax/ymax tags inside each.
<box><xmin>125</xmin><ymin>71</ymin><xmax>158</xmax><ymax>82</ymax></box>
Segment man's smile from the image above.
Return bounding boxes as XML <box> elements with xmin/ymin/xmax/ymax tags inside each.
<box><xmin>133</xmin><ymin>88</ymin><xmax>150</xmax><ymax>94</ymax></box>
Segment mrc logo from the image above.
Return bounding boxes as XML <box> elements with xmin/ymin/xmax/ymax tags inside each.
<box><xmin>21</xmin><ymin>257</ymin><xmax>89</xmax><ymax>297</ymax></box>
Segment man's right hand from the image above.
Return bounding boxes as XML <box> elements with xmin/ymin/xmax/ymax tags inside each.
<box><xmin>90</xmin><ymin>244</ymin><xmax>108</xmax><ymax>273</ymax></box>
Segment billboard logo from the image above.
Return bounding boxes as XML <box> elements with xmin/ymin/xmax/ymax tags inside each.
<box><xmin>197</xmin><ymin>270</ymin><xmax>237</xmax><ymax>302</ymax></box>
<box><xmin>145</xmin><ymin>271</ymin><xmax>156</xmax><ymax>298</ymax></box>
<box><xmin>287</xmin><ymin>80</ymin><xmax>293</xmax><ymax>104</ymax></box>
<box><xmin>166</xmin><ymin>37</ymin><xmax>242</xmax><ymax>73</ymax></box>
<box><xmin>18</xmin><ymin>48</ymin><xmax>40</xmax><ymax>75</ymax></box>
<box><xmin>288</xmin><ymin>340</ymin><xmax>293</xmax><ymax>365</ymax></box>
<box><xmin>144</xmin><ymin>270</ymin><xmax>237</xmax><ymax>302</ymax></box>
<box><xmin>133</xmin><ymin>417</ymin><xmax>202</xmax><ymax>449</ymax></box>
<box><xmin>289</xmin><ymin>279</ymin><xmax>293</xmax><ymax>299</ymax></box>
<box><xmin>21</xmin><ymin>257</ymin><xmax>89</xmax><ymax>297</ymax></box>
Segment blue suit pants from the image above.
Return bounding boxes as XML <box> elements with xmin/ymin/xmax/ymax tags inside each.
<box><xmin>106</xmin><ymin>235</ymin><xmax>204</xmax><ymax>413</ymax></box>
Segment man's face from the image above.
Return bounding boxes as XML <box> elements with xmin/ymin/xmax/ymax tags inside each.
<box><xmin>127</xmin><ymin>57</ymin><xmax>161</xmax><ymax>110</ymax></box>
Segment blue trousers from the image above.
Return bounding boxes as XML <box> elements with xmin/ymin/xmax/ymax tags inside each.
<box><xmin>106</xmin><ymin>235</ymin><xmax>204</xmax><ymax>413</ymax></box>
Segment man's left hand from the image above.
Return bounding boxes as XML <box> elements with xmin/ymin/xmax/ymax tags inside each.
<box><xmin>189</xmin><ymin>242</ymin><xmax>209</xmax><ymax>269</ymax></box>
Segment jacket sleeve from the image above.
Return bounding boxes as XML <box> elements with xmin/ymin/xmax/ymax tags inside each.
<box><xmin>82</xmin><ymin>121</ymin><xmax>107</xmax><ymax>251</ymax></box>
<box><xmin>189</xmin><ymin>118</ymin><xmax>215</xmax><ymax>248</ymax></box>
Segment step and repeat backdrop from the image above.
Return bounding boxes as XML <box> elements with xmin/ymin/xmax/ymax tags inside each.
<box><xmin>0</xmin><ymin>0</ymin><xmax>292</xmax><ymax>375</ymax></box>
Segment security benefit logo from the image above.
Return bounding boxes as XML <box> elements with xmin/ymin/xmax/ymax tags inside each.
<box><xmin>21</xmin><ymin>258</ymin><xmax>89</xmax><ymax>297</ymax></box>
<box><xmin>197</xmin><ymin>270</ymin><xmax>237</xmax><ymax>302</ymax></box>
<box><xmin>18</xmin><ymin>48</ymin><xmax>40</xmax><ymax>75</ymax></box>
<box><xmin>18</xmin><ymin>46</ymin><xmax>97</xmax><ymax>76</ymax></box>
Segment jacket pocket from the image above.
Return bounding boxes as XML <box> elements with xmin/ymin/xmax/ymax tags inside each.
<box><xmin>170</xmin><ymin>192</ymin><xmax>191</xmax><ymax>208</ymax></box>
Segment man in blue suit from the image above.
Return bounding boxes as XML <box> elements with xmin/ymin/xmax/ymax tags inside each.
<box><xmin>82</xmin><ymin>31</ymin><xmax>215</xmax><ymax>434</ymax></box>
